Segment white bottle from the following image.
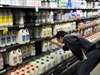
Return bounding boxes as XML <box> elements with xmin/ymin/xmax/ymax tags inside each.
<box><xmin>41</xmin><ymin>41</ymin><xmax>48</xmax><ymax>52</ymax></box>
<box><xmin>40</xmin><ymin>62</ymin><xmax>46</xmax><ymax>73</ymax></box>
<box><xmin>17</xmin><ymin>29</ymin><xmax>26</xmax><ymax>44</ymax></box>
<box><xmin>6</xmin><ymin>32</ymin><xmax>11</xmax><ymax>46</ymax></box>
<box><xmin>57</xmin><ymin>53</ymin><xmax>63</xmax><ymax>63</ymax></box>
<box><xmin>46</xmin><ymin>11</ymin><xmax>50</xmax><ymax>23</ymax></box>
<box><xmin>10</xmin><ymin>70</ymin><xmax>15</xmax><ymax>75</ymax></box>
<box><xmin>0</xmin><ymin>53</ymin><xmax>3</xmax><ymax>70</ymax></box>
<box><xmin>11</xmin><ymin>30</ymin><xmax>17</xmax><ymax>44</ymax></box>
<box><xmin>16</xmin><ymin>48</ymin><xmax>22</xmax><ymax>64</ymax></box>
<box><xmin>35</xmin><ymin>66</ymin><xmax>39</xmax><ymax>75</ymax></box>
<box><xmin>19</xmin><ymin>10</ymin><xmax>24</xmax><ymax>25</ymax></box>
<box><xmin>8</xmin><ymin>9</ymin><xmax>13</xmax><ymax>26</ymax></box>
<box><xmin>33</xmin><ymin>27</ymin><xmax>41</xmax><ymax>38</ymax></box>
<box><xmin>42</xmin><ymin>11</ymin><xmax>46</xmax><ymax>23</ymax></box>
<box><xmin>29</xmin><ymin>44</ymin><xmax>36</xmax><ymax>56</ymax></box>
<box><xmin>45</xmin><ymin>60</ymin><xmax>51</xmax><ymax>70</ymax></box>
<box><xmin>25</xmin><ymin>71</ymin><xmax>30</xmax><ymax>75</ymax></box>
<box><xmin>0</xmin><ymin>9</ymin><xmax>3</xmax><ymax>27</ymax></box>
<box><xmin>25</xmin><ymin>29</ymin><xmax>30</xmax><ymax>43</ymax></box>
<box><xmin>29</xmin><ymin>60</ymin><xmax>36</xmax><ymax>68</ymax></box>
<box><xmin>50</xmin><ymin>57</ymin><xmax>55</xmax><ymax>67</ymax></box>
<box><xmin>41</xmin><ymin>26</ymin><xmax>47</xmax><ymax>38</ymax></box>
<box><xmin>50</xmin><ymin>11</ymin><xmax>54</xmax><ymax>22</ymax></box>
<box><xmin>9</xmin><ymin>50</ymin><xmax>17</xmax><ymax>66</ymax></box>
<box><xmin>0</xmin><ymin>31</ymin><xmax>6</xmax><ymax>47</ymax></box>
<box><xmin>21</xmin><ymin>46</ymin><xmax>27</xmax><ymax>59</ymax></box>
<box><xmin>26</xmin><ymin>45</ymin><xmax>31</xmax><ymax>57</ymax></box>
<box><xmin>47</xmin><ymin>40</ymin><xmax>52</xmax><ymax>50</ymax></box>
<box><xmin>30</xmin><ymin>68</ymin><xmax>35</xmax><ymax>75</ymax></box>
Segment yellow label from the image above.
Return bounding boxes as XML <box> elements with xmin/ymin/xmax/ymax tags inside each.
<box><xmin>44</xmin><ymin>31</ymin><xmax>46</xmax><ymax>36</ymax></box>
<box><xmin>78</xmin><ymin>28</ymin><xmax>80</xmax><ymax>32</ymax></box>
<box><xmin>9</xmin><ymin>16</ymin><xmax>12</xmax><ymax>23</ymax></box>
<box><xmin>3</xmin><ymin>27</ymin><xmax>8</xmax><ymax>34</ymax></box>
<box><xmin>0</xmin><ymin>16</ymin><xmax>3</xmax><ymax>24</ymax></box>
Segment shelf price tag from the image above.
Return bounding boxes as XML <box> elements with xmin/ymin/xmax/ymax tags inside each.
<box><xmin>35</xmin><ymin>24</ymin><xmax>39</xmax><ymax>26</ymax></box>
<box><xmin>19</xmin><ymin>25</ymin><xmax>24</xmax><ymax>28</ymax></box>
<box><xmin>30</xmin><ymin>41</ymin><xmax>35</xmax><ymax>44</ymax></box>
<box><xmin>0</xmin><ymin>48</ymin><xmax>6</xmax><ymax>52</ymax></box>
<box><xmin>3</xmin><ymin>27</ymin><xmax>8</xmax><ymax>34</ymax></box>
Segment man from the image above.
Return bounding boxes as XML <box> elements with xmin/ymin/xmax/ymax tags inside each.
<box><xmin>50</xmin><ymin>31</ymin><xmax>100</xmax><ymax>75</ymax></box>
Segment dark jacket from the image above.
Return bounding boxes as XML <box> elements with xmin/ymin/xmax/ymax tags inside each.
<box><xmin>63</xmin><ymin>35</ymin><xmax>96</xmax><ymax>61</ymax></box>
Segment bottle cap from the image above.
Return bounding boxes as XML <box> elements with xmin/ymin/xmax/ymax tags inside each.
<box><xmin>36</xmin><ymin>66</ymin><xmax>39</xmax><ymax>68</ymax></box>
<box><xmin>16</xmin><ymin>72</ymin><xmax>19</xmax><ymax>74</ymax></box>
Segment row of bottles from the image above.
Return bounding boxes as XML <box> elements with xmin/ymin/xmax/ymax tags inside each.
<box><xmin>58</xmin><ymin>0</ymin><xmax>100</xmax><ymax>9</ymax></box>
<box><xmin>0</xmin><ymin>29</ymin><xmax>30</xmax><ymax>47</ymax></box>
<box><xmin>53</xmin><ymin>22</ymin><xmax>76</xmax><ymax>35</ymax></box>
<box><xmin>41</xmin><ymin>38</ymin><xmax>58</xmax><ymax>52</ymax></box>
<box><xmin>6</xmin><ymin>49</ymin><xmax>73</xmax><ymax>75</ymax></box>
<box><xmin>0</xmin><ymin>44</ymin><xmax>35</xmax><ymax>68</ymax></box>
<box><xmin>29</xmin><ymin>25</ymin><xmax>52</xmax><ymax>38</ymax></box>
<box><xmin>0</xmin><ymin>9</ymin><xmax>13</xmax><ymax>26</ymax></box>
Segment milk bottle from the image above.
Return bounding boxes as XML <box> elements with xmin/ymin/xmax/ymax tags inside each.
<box><xmin>41</xmin><ymin>41</ymin><xmax>48</xmax><ymax>52</ymax></box>
<box><xmin>19</xmin><ymin>10</ymin><xmax>24</xmax><ymax>25</ymax></box>
<box><xmin>45</xmin><ymin>60</ymin><xmax>51</xmax><ymax>70</ymax></box>
<box><xmin>50</xmin><ymin>11</ymin><xmax>54</xmax><ymax>22</ymax></box>
<box><xmin>16</xmin><ymin>48</ymin><xmax>22</xmax><ymax>64</ymax></box>
<box><xmin>33</xmin><ymin>27</ymin><xmax>41</xmax><ymax>38</ymax></box>
<box><xmin>30</xmin><ymin>68</ymin><xmax>35</xmax><ymax>75</ymax></box>
<box><xmin>0</xmin><ymin>9</ymin><xmax>3</xmax><ymax>26</ymax></box>
<box><xmin>25</xmin><ymin>29</ymin><xmax>30</xmax><ymax>43</ymax></box>
<box><xmin>3</xmin><ymin>9</ymin><xmax>8</xmax><ymax>26</ymax></box>
<box><xmin>0</xmin><ymin>53</ymin><xmax>3</xmax><ymax>70</ymax></box>
<box><xmin>21</xmin><ymin>46</ymin><xmax>27</xmax><ymax>59</ymax></box>
<box><xmin>40</xmin><ymin>62</ymin><xmax>46</xmax><ymax>73</ymax></box>
<box><xmin>29</xmin><ymin>44</ymin><xmax>36</xmax><ymax>56</ymax></box>
<box><xmin>11</xmin><ymin>30</ymin><xmax>17</xmax><ymax>45</ymax></box>
<box><xmin>35</xmin><ymin>66</ymin><xmax>39</xmax><ymax>75</ymax></box>
<box><xmin>50</xmin><ymin>57</ymin><xmax>55</xmax><ymax>67</ymax></box>
<box><xmin>6</xmin><ymin>32</ymin><xmax>11</xmax><ymax>46</ymax></box>
<box><xmin>26</xmin><ymin>45</ymin><xmax>31</xmax><ymax>57</ymax></box>
<box><xmin>10</xmin><ymin>70</ymin><xmax>15</xmax><ymax>75</ymax></box>
<box><xmin>47</xmin><ymin>40</ymin><xmax>52</xmax><ymax>50</ymax></box>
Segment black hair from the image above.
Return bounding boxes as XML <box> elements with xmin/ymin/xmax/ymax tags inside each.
<box><xmin>56</xmin><ymin>31</ymin><xmax>67</xmax><ymax>39</ymax></box>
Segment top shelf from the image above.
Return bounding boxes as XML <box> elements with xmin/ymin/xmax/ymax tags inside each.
<box><xmin>0</xmin><ymin>5</ymin><xmax>99</xmax><ymax>10</ymax></box>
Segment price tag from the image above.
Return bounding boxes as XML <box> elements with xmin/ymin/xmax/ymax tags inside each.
<box><xmin>3</xmin><ymin>27</ymin><xmax>8</xmax><ymax>34</ymax></box>
<box><xmin>35</xmin><ymin>24</ymin><xmax>39</xmax><ymax>26</ymax></box>
<box><xmin>30</xmin><ymin>41</ymin><xmax>35</xmax><ymax>44</ymax></box>
<box><xmin>0</xmin><ymin>69</ymin><xmax>6</xmax><ymax>74</ymax></box>
<box><xmin>0</xmin><ymin>48</ymin><xmax>6</xmax><ymax>52</ymax></box>
<box><xmin>35</xmin><ymin>7</ymin><xmax>38</xmax><ymax>12</ymax></box>
<box><xmin>19</xmin><ymin>25</ymin><xmax>24</xmax><ymax>28</ymax></box>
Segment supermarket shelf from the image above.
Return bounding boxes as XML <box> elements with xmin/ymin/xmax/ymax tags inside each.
<box><xmin>0</xmin><ymin>5</ymin><xmax>99</xmax><ymax>10</ymax></box>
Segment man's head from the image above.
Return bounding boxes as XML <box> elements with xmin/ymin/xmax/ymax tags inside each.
<box><xmin>56</xmin><ymin>31</ymin><xmax>66</xmax><ymax>43</ymax></box>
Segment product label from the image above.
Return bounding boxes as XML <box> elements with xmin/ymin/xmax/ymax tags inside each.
<box><xmin>1</xmin><ymin>38</ymin><xmax>5</xmax><ymax>44</ymax></box>
<box><xmin>7</xmin><ymin>37</ymin><xmax>11</xmax><ymax>43</ymax></box>
<box><xmin>0</xmin><ymin>16</ymin><xmax>3</xmax><ymax>24</ymax></box>
<box><xmin>13</xmin><ymin>57</ymin><xmax>17</xmax><ymax>64</ymax></box>
<box><xmin>0</xmin><ymin>60</ymin><xmax>3</xmax><ymax>67</ymax></box>
<box><xmin>44</xmin><ymin>31</ymin><xmax>47</xmax><ymax>36</ymax></box>
<box><xmin>9</xmin><ymin>16</ymin><xmax>13</xmax><ymax>23</ymax></box>
<box><xmin>22</xmin><ymin>35</ymin><xmax>25</xmax><ymax>41</ymax></box>
<box><xmin>26</xmin><ymin>35</ymin><xmax>30</xmax><ymax>40</ymax></box>
<box><xmin>12</xmin><ymin>36</ymin><xmax>16</xmax><ymax>42</ymax></box>
<box><xmin>19</xmin><ymin>55</ymin><xmax>22</xmax><ymax>62</ymax></box>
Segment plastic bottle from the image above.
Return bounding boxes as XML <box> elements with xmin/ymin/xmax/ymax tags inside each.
<box><xmin>0</xmin><ymin>9</ymin><xmax>3</xmax><ymax>26</ymax></box>
<box><xmin>17</xmin><ymin>29</ymin><xmax>26</xmax><ymax>44</ymax></box>
<box><xmin>35</xmin><ymin>66</ymin><xmax>39</xmax><ymax>75</ymax></box>
<box><xmin>8</xmin><ymin>9</ymin><xmax>13</xmax><ymax>26</ymax></box>
<box><xmin>57</xmin><ymin>53</ymin><xmax>63</xmax><ymax>63</ymax></box>
<box><xmin>24</xmin><ymin>29</ymin><xmax>30</xmax><ymax>43</ymax></box>
<box><xmin>30</xmin><ymin>68</ymin><xmax>35</xmax><ymax>75</ymax></box>
<box><xmin>6</xmin><ymin>32</ymin><xmax>11</xmax><ymax>46</ymax></box>
<box><xmin>3</xmin><ymin>9</ymin><xmax>8</xmax><ymax>26</ymax></box>
<box><xmin>18</xmin><ymin>10</ymin><xmax>24</xmax><ymax>25</ymax></box>
<box><xmin>29</xmin><ymin>44</ymin><xmax>36</xmax><ymax>56</ymax></box>
<box><xmin>9</xmin><ymin>50</ymin><xmax>17</xmax><ymax>66</ymax></box>
<box><xmin>16</xmin><ymin>48</ymin><xmax>22</xmax><ymax>64</ymax></box>
<box><xmin>46</xmin><ymin>11</ymin><xmax>50</xmax><ymax>23</ymax></box>
<box><xmin>26</xmin><ymin>45</ymin><xmax>31</xmax><ymax>57</ymax></box>
<box><xmin>16</xmin><ymin>67</ymin><xmax>21</xmax><ymax>73</ymax></box>
<box><xmin>41</xmin><ymin>11</ymin><xmax>46</xmax><ymax>23</ymax></box>
<box><xmin>41</xmin><ymin>41</ymin><xmax>48</xmax><ymax>52</ymax></box>
<box><xmin>33</xmin><ymin>27</ymin><xmax>41</xmax><ymax>38</ymax></box>
<box><xmin>50</xmin><ymin>11</ymin><xmax>54</xmax><ymax>22</ymax></box>
<box><xmin>10</xmin><ymin>70</ymin><xmax>15</xmax><ymax>75</ymax></box>
<box><xmin>21</xmin><ymin>46</ymin><xmax>27</xmax><ymax>59</ymax></box>
<box><xmin>0</xmin><ymin>53</ymin><xmax>3</xmax><ymax>70</ymax></box>
<box><xmin>40</xmin><ymin>62</ymin><xmax>46</xmax><ymax>73</ymax></box>
<box><xmin>25</xmin><ymin>71</ymin><xmax>30</xmax><ymax>75</ymax></box>
<box><xmin>29</xmin><ymin>60</ymin><xmax>36</xmax><ymax>67</ymax></box>
<box><xmin>45</xmin><ymin>60</ymin><xmax>51</xmax><ymax>70</ymax></box>
<box><xmin>47</xmin><ymin>40</ymin><xmax>52</xmax><ymax>50</ymax></box>
<box><xmin>0</xmin><ymin>31</ymin><xmax>6</xmax><ymax>47</ymax></box>
<box><xmin>50</xmin><ymin>57</ymin><xmax>55</xmax><ymax>67</ymax></box>
<box><xmin>11</xmin><ymin>30</ymin><xmax>17</xmax><ymax>44</ymax></box>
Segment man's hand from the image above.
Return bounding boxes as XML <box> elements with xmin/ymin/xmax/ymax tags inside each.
<box><xmin>49</xmin><ymin>39</ymin><xmax>56</xmax><ymax>44</ymax></box>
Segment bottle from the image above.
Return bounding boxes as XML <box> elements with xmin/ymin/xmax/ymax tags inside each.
<box><xmin>25</xmin><ymin>29</ymin><xmax>30</xmax><ymax>43</ymax></box>
<box><xmin>11</xmin><ymin>30</ymin><xmax>17</xmax><ymax>45</ymax></box>
<box><xmin>6</xmin><ymin>32</ymin><xmax>11</xmax><ymax>46</ymax></box>
<box><xmin>9</xmin><ymin>50</ymin><xmax>17</xmax><ymax>66</ymax></box>
<box><xmin>50</xmin><ymin>57</ymin><xmax>55</xmax><ymax>67</ymax></box>
<box><xmin>29</xmin><ymin>60</ymin><xmax>36</xmax><ymax>67</ymax></box>
<box><xmin>0</xmin><ymin>53</ymin><xmax>3</xmax><ymax>70</ymax></box>
<box><xmin>30</xmin><ymin>68</ymin><xmax>35</xmax><ymax>75</ymax></box>
<box><xmin>10</xmin><ymin>70</ymin><xmax>15</xmax><ymax>75</ymax></box>
<box><xmin>33</xmin><ymin>27</ymin><xmax>41</xmax><ymax>38</ymax></box>
<box><xmin>41</xmin><ymin>11</ymin><xmax>46</xmax><ymax>23</ymax></box>
<box><xmin>3</xmin><ymin>9</ymin><xmax>8</xmax><ymax>26</ymax></box>
<box><xmin>21</xmin><ymin>46</ymin><xmax>27</xmax><ymax>59</ymax></box>
<box><xmin>0</xmin><ymin>9</ymin><xmax>3</xmax><ymax>26</ymax></box>
<box><xmin>35</xmin><ymin>66</ymin><xmax>39</xmax><ymax>75</ymax></box>
<box><xmin>57</xmin><ymin>53</ymin><xmax>63</xmax><ymax>63</ymax></box>
<box><xmin>26</xmin><ymin>45</ymin><xmax>31</xmax><ymax>57</ymax></box>
<box><xmin>45</xmin><ymin>60</ymin><xmax>51</xmax><ymax>70</ymax></box>
<box><xmin>25</xmin><ymin>71</ymin><xmax>30</xmax><ymax>75</ymax></box>
<box><xmin>16</xmin><ymin>72</ymin><xmax>20</xmax><ymax>75</ymax></box>
<box><xmin>47</xmin><ymin>40</ymin><xmax>52</xmax><ymax>50</ymax></box>
<box><xmin>40</xmin><ymin>62</ymin><xmax>46</xmax><ymax>73</ymax></box>
<box><xmin>50</xmin><ymin>11</ymin><xmax>54</xmax><ymax>22</ymax></box>
<box><xmin>45</xmin><ymin>11</ymin><xmax>50</xmax><ymax>23</ymax></box>
<box><xmin>0</xmin><ymin>31</ymin><xmax>6</xmax><ymax>47</ymax></box>
<box><xmin>16</xmin><ymin>48</ymin><xmax>22</xmax><ymax>64</ymax></box>
<box><xmin>8</xmin><ymin>9</ymin><xmax>13</xmax><ymax>26</ymax></box>
<box><xmin>18</xmin><ymin>10</ymin><xmax>24</xmax><ymax>25</ymax></box>
<box><xmin>41</xmin><ymin>41</ymin><xmax>48</xmax><ymax>52</ymax></box>
<box><xmin>29</xmin><ymin>44</ymin><xmax>36</xmax><ymax>56</ymax></box>
<box><xmin>17</xmin><ymin>29</ymin><xmax>26</xmax><ymax>44</ymax></box>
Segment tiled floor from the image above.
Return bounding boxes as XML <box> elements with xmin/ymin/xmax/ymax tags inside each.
<box><xmin>90</xmin><ymin>63</ymin><xmax>100</xmax><ymax>75</ymax></box>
